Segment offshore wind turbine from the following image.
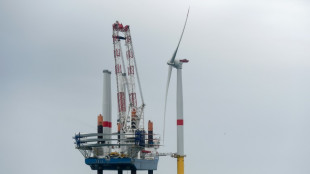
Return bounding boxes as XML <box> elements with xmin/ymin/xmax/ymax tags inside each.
<box><xmin>164</xmin><ymin>8</ymin><xmax>190</xmax><ymax>174</ymax></box>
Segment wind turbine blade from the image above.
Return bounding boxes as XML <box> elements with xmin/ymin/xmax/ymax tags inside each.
<box><xmin>169</xmin><ymin>7</ymin><xmax>190</xmax><ymax>64</ymax></box>
<box><xmin>163</xmin><ymin>65</ymin><xmax>173</xmax><ymax>145</ymax></box>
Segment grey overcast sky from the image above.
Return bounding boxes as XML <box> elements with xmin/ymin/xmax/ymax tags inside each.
<box><xmin>1</xmin><ymin>0</ymin><xmax>310</xmax><ymax>174</ymax></box>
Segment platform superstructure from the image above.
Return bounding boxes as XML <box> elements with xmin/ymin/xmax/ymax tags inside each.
<box><xmin>73</xmin><ymin>21</ymin><xmax>161</xmax><ymax>174</ymax></box>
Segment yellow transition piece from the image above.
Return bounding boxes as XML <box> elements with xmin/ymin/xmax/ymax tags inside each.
<box><xmin>177</xmin><ymin>156</ymin><xmax>184</xmax><ymax>174</ymax></box>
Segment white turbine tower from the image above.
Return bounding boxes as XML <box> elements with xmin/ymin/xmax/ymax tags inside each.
<box><xmin>164</xmin><ymin>8</ymin><xmax>189</xmax><ymax>174</ymax></box>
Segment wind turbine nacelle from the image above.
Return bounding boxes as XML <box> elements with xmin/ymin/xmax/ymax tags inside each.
<box><xmin>167</xmin><ymin>59</ymin><xmax>189</xmax><ymax>69</ymax></box>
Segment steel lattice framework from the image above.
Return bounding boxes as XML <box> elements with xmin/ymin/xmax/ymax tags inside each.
<box><xmin>112</xmin><ymin>21</ymin><xmax>144</xmax><ymax>133</ymax></box>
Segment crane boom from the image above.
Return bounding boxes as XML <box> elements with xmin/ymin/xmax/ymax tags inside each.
<box><xmin>124</xmin><ymin>29</ymin><xmax>137</xmax><ymax>108</ymax></box>
<box><xmin>112</xmin><ymin>22</ymin><xmax>127</xmax><ymax>132</ymax></box>
<box><xmin>112</xmin><ymin>21</ymin><xmax>144</xmax><ymax>132</ymax></box>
